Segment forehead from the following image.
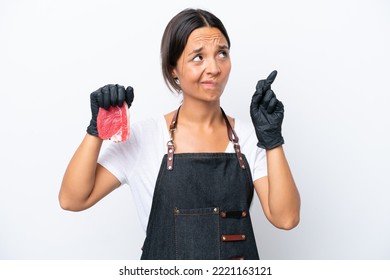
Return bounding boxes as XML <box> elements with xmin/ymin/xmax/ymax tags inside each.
<box><xmin>186</xmin><ymin>27</ymin><xmax>228</xmax><ymax>47</ymax></box>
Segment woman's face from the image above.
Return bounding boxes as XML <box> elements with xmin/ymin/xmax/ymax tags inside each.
<box><xmin>172</xmin><ymin>27</ymin><xmax>231</xmax><ymax>103</ymax></box>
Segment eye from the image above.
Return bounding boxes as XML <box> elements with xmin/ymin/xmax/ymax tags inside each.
<box><xmin>192</xmin><ymin>54</ymin><xmax>203</xmax><ymax>62</ymax></box>
<box><xmin>218</xmin><ymin>50</ymin><xmax>229</xmax><ymax>58</ymax></box>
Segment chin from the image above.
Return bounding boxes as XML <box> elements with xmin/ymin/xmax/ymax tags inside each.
<box><xmin>204</xmin><ymin>92</ymin><xmax>223</xmax><ymax>102</ymax></box>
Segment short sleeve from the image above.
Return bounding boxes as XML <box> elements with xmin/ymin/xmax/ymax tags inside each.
<box><xmin>97</xmin><ymin>123</ymin><xmax>142</xmax><ymax>185</ymax></box>
<box><xmin>232</xmin><ymin>119</ymin><xmax>268</xmax><ymax>182</ymax></box>
<box><xmin>251</xmin><ymin>146</ymin><xmax>267</xmax><ymax>181</ymax></box>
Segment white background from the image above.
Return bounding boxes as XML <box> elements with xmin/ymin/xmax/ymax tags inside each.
<box><xmin>0</xmin><ymin>0</ymin><xmax>389</xmax><ymax>259</ymax></box>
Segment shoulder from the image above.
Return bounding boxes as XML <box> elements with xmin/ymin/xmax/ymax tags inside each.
<box><xmin>131</xmin><ymin>116</ymin><xmax>165</xmax><ymax>133</ymax></box>
<box><xmin>130</xmin><ymin>116</ymin><xmax>168</xmax><ymax>141</ymax></box>
<box><xmin>233</xmin><ymin>118</ymin><xmax>268</xmax><ymax>180</ymax></box>
<box><xmin>100</xmin><ymin>117</ymin><xmax>165</xmax><ymax>156</ymax></box>
<box><xmin>234</xmin><ymin>118</ymin><xmax>257</xmax><ymax>146</ymax></box>
<box><xmin>126</xmin><ymin>115</ymin><xmax>170</xmax><ymax>159</ymax></box>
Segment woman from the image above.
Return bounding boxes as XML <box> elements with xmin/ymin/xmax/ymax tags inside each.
<box><xmin>59</xmin><ymin>8</ymin><xmax>300</xmax><ymax>260</ymax></box>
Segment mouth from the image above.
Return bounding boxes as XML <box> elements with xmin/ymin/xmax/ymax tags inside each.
<box><xmin>201</xmin><ymin>80</ymin><xmax>216</xmax><ymax>84</ymax></box>
<box><xmin>201</xmin><ymin>80</ymin><xmax>217</xmax><ymax>88</ymax></box>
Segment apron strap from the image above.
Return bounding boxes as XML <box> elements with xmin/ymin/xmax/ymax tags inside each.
<box><xmin>221</xmin><ymin>108</ymin><xmax>246</xmax><ymax>170</ymax></box>
<box><xmin>166</xmin><ymin>107</ymin><xmax>180</xmax><ymax>170</ymax></box>
<box><xmin>167</xmin><ymin>107</ymin><xmax>246</xmax><ymax>170</ymax></box>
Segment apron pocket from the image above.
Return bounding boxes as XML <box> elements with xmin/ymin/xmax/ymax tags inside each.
<box><xmin>174</xmin><ymin>207</ymin><xmax>220</xmax><ymax>259</ymax></box>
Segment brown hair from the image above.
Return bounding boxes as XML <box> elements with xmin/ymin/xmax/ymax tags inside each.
<box><xmin>161</xmin><ymin>8</ymin><xmax>231</xmax><ymax>93</ymax></box>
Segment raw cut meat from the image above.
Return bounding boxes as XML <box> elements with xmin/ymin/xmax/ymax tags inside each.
<box><xmin>97</xmin><ymin>103</ymin><xmax>130</xmax><ymax>142</ymax></box>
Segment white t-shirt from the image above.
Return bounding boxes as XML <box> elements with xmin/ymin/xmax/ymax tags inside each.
<box><xmin>98</xmin><ymin>116</ymin><xmax>267</xmax><ymax>231</ymax></box>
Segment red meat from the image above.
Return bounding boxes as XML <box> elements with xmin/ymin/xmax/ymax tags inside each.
<box><xmin>97</xmin><ymin>103</ymin><xmax>129</xmax><ymax>142</ymax></box>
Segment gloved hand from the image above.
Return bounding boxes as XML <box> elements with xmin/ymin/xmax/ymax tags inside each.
<box><xmin>250</xmin><ymin>70</ymin><xmax>284</xmax><ymax>149</ymax></box>
<box><xmin>86</xmin><ymin>84</ymin><xmax>134</xmax><ymax>137</ymax></box>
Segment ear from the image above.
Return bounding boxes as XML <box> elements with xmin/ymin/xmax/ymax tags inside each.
<box><xmin>171</xmin><ymin>69</ymin><xmax>178</xmax><ymax>79</ymax></box>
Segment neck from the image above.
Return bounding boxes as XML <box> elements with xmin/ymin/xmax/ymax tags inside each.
<box><xmin>179</xmin><ymin>100</ymin><xmax>223</xmax><ymax>127</ymax></box>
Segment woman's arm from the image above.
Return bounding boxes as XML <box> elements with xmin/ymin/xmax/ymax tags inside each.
<box><xmin>59</xmin><ymin>84</ymin><xmax>134</xmax><ymax>211</ymax></box>
<box><xmin>250</xmin><ymin>70</ymin><xmax>300</xmax><ymax>229</ymax></box>
<box><xmin>59</xmin><ymin>134</ymin><xmax>120</xmax><ymax>211</ymax></box>
<box><xmin>254</xmin><ymin>146</ymin><xmax>300</xmax><ymax>230</ymax></box>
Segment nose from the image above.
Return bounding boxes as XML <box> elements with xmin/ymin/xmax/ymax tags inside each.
<box><xmin>205</xmin><ymin>58</ymin><xmax>221</xmax><ymax>76</ymax></box>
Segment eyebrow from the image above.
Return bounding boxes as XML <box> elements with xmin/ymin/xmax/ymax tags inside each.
<box><xmin>187</xmin><ymin>45</ymin><xmax>229</xmax><ymax>56</ymax></box>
